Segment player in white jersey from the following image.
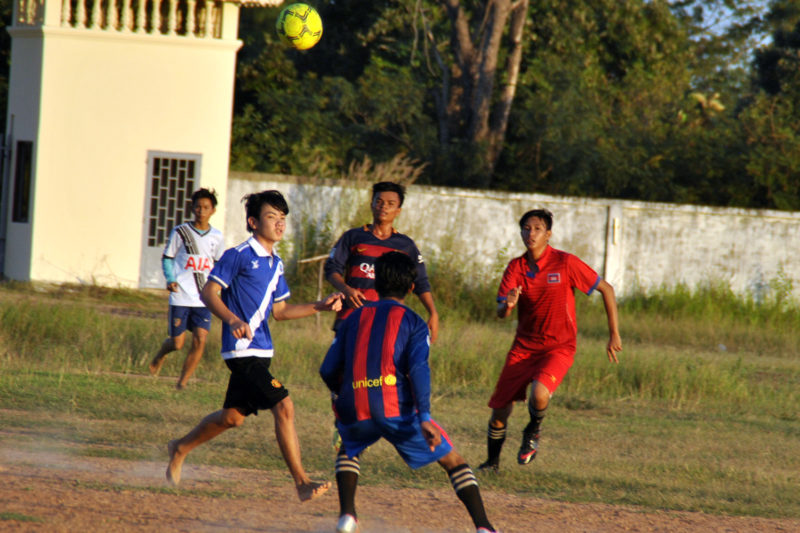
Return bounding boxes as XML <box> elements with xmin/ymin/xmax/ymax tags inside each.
<box><xmin>149</xmin><ymin>188</ymin><xmax>225</xmax><ymax>390</ymax></box>
<box><xmin>165</xmin><ymin>190</ymin><xmax>343</xmax><ymax>503</ymax></box>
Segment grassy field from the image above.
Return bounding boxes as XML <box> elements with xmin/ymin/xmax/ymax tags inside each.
<box><xmin>1</xmin><ymin>279</ymin><xmax>798</xmax><ymax>519</ymax></box>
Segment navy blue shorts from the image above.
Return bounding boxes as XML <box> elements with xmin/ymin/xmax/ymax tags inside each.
<box><xmin>337</xmin><ymin>416</ymin><xmax>453</xmax><ymax>469</ymax></box>
<box><xmin>168</xmin><ymin>305</ymin><xmax>212</xmax><ymax>337</ymax></box>
<box><xmin>223</xmin><ymin>357</ymin><xmax>289</xmax><ymax>416</ymax></box>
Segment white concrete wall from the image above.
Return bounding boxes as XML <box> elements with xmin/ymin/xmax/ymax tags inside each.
<box><xmin>3</xmin><ymin>18</ymin><xmax>240</xmax><ymax>286</ymax></box>
<box><xmin>225</xmin><ymin>173</ymin><xmax>800</xmax><ymax>301</ymax></box>
<box><xmin>1</xmin><ymin>29</ymin><xmax>41</xmax><ymax>280</ymax></box>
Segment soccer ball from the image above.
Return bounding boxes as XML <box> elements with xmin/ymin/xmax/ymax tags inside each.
<box><xmin>276</xmin><ymin>3</ymin><xmax>323</xmax><ymax>51</ymax></box>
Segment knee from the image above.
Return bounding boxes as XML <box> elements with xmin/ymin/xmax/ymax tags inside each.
<box><xmin>438</xmin><ymin>450</ymin><xmax>464</xmax><ymax>470</ymax></box>
<box><xmin>172</xmin><ymin>336</ymin><xmax>185</xmax><ymax>350</ymax></box>
<box><xmin>531</xmin><ymin>391</ymin><xmax>549</xmax><ymax>410</ymax></box>
<box><xmin>220</xmin><ymin>409</ymin><xmax>245</xmax><ymax>428</ymax></box>
<box><xmin>489</xmin><ymin>418</ymin><xmax>506</xmax><ymax>429</ymax></box>
<box><xmin>192</xmin><ymin>330</ymin><xmax>208</xmax><ymax>347</ymax></box>
<box><xmin>489</xmin><ymin>406</ymin><xmax>511</xmax><ymax>427</ymax></box>
<box><xmin>272</xmin><ymin>397</ymin><xmax>295</xmax><ymax>421</ymax></box>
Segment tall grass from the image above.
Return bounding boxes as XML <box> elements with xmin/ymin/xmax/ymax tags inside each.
<box><xmin>1</xmin><ymin>263</ymin><xmax>799</xmax><ymax>518</ymax></box>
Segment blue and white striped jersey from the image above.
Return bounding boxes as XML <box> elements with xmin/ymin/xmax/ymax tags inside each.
<box><xmin>208</xmin><ymin>237</ymin><xmax>290</xmax><ymax>360</ymax></box>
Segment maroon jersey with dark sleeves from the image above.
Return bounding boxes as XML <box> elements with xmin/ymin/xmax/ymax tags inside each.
<box><xmin>498</xmin><ymin>245</ymin><xmax>601</xmax><ymax>350</ymax></box>
<box><xmin>324</xmin><ymin>226</ymin><xmax>431</xmax><ymax>321</ymax></box>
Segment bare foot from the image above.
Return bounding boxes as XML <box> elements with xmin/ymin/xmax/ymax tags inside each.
<box><xmin>297</xmin><ymin>480</ymin><xmax>331</xmax><ymax>502</ymax></box>
<box><xmin>175</xmin><ymin>382</ymin><xmax>186</xmax><ymax>391</ymax></box>
<box><xmin>166</xmin><ymin>440</ymin><xmax>184</xmax><ymax>486</ymax></box>
<box><xmin>149</xmin><ymin>354</ymin><xmax>166</xmax><ymax>376</ymax></box>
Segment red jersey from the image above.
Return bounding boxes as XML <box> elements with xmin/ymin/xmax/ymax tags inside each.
<box><xmin>498</xmin><ymin>246</ymin><xmax>600</xmax><ymax>350</ymax></box>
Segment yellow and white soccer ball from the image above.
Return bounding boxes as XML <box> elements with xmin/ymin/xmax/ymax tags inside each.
<box><xmin>275</xmin><ymin>3</ymin><xmax>323</xmax><ymax>51</ymax></box>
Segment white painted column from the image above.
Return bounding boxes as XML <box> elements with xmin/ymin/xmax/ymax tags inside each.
<box><xmin>604</xmin><ymin>204</ymin><xmax>625</xmax><ymax>294</ymax></box>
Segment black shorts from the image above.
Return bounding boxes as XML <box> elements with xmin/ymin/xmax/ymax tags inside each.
<box><xmin>223</xmin><ymin>357</ymin><xmax>289</xmax><ymax>416</ymax></box>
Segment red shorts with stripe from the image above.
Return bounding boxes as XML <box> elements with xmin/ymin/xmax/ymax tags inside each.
<box><xmin>488</xmin><ymin>342</ymin><xmax>575</xmax><ymax>408</ymax></box>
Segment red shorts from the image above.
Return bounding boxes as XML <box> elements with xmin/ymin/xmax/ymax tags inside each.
<box><xmin>488</xmin><ymin>343</ymin><xmax>575</xmax><ymax>408</ymax></box>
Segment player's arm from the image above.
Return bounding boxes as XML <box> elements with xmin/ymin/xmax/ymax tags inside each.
<box><xmin>417</xmin><ymin>291</ymin><xmax>440</xmax><ymax>343</ymax></box>
<box><xmin>326</xmin><ymin>272</ymin><xmax>367</xmax><ymax>309</ymax></box>
<box><xmin>161</xmin><ymin>256</ymin><xmax>178</xmax><ymax>292</ymax></box>
<box><xmin>200</xmin><ymin>280</ymin><xmax>252</xmax><ymax>340</ymax></box>
<box><xmin>497</xmin><ymin>286</ymin><xmax>522</xmax><ymax>318</ymax></box>
<box><xmin>595</xmin><ymin>279</ymin><xmax>622</xmax><ymax>363</ymax></box>
<box><xmin>271</xmin><ymin>293</ymin><xmax>343</xmax><ymax>321</ymax></box>
<box><xmin>319</xmin><ymin>334</ymin><xmax>345</xmax><ymax>394</ymax></box>
<box><xmin>409</xmin><ymin>245</ymin><xmax>439</xmax><ymax>342</ymax></box>
<box><xmin>324</xmin><ymin>235</ymin><xmax>367</xmax><ymax>308</ymax></box>
<box><xmin>405</xmin><ymin>320</ymin><xmax>439</xmax><ymax>449</ymax></box>
<box><xmin>162</xmin><ymin>228</ymin><xmax>181</xmax><ymax>292</ymax></box>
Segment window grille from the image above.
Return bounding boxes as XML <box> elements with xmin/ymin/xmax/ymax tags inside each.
<box><xmin>146</xmin><ymin>153</ymin><xmax>201</xmax><ymax>247</ymax></box>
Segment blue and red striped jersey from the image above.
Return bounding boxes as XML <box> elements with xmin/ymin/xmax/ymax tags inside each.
<box><xmin>324</xmin><ymin>226</ymin><xmax>432</xmax><ymax>320</ymax></box>
<box><xmin>319</xmin><ymin>300</ymin><xmax>432</xmax><ymax>425</ymax></box>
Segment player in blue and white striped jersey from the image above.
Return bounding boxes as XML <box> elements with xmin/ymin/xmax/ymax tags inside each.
<box><xmin>165</xmin><ymin>190</ymin><xmax>343</xmax><ymax>503</ymax></box>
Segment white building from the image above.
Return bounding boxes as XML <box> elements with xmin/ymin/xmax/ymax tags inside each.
<box><xmin>1</xmin><ymin>0</ymin><xmax>281</xmax><ymax>287</ymax></box>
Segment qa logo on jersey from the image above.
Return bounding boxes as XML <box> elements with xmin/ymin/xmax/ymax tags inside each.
<box><xmin>359</xmin><ymin>263</ymin><xmax>376</xmax><ymax>279</ymax></box>
<box><xmin>547</xmin><ymin>273</ymin><xmax>561</xmax><ymax>284</ymax></box>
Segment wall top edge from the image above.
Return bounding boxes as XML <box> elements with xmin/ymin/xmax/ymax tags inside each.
<box><xmin>7</xmin><ymin>26</ymin><xmax>243</xmax><ymax>50</ymax></box>
<box><xmin>228</xmin><ymin>172</ymin><xmax>800</xmax><ymax>221</ymax></box>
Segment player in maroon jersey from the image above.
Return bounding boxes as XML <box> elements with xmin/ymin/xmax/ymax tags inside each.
<box><xmin>324</xmin><ymin>181</ymin><xmax>439</xmax><ymax>342</ymax></box>
<box><xmin>479</xmin><ymin>208</ymin><xmax>622</xmax><ymax>471</ymax></box>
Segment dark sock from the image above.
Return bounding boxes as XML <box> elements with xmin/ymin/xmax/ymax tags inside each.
<box><xmin>448</xmin><ymin>464</ymin><xmax>493</xmax><ymax>530</ymax></box>
<box><xmin>487</xmin><ymin>421</ymin><xmax>506</xmax><ymax>462</ymax></box>
<box><xmin>524</xmin><ymin>405</ymin><xmax>546</xmax><ymax>435</ymax></box>
<box><xmin>335</xmin><ymin>451</ymin><xmax>360</xmax><ymax>517</ymax></box>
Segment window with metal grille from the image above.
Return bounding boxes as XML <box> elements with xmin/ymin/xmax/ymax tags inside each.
<box><xmin>12</xmin><ymin>141</ymin><xmax>33</xmax><ymax>223</ymax></box>
<box><xmin>145</xmin><ymin>153</ymin><xmax>201</xmax><ymax>247</ymax></box>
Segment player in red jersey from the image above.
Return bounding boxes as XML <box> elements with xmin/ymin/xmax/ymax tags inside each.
<box><xmin>479</xmin><ymin>208</ymin><xmax>622</xmax><ymax>471</ymax></box>
<box><xmin>324</xmin><ymin>181</ymin><xmax>439</xmax><ymax>342</ymax></box>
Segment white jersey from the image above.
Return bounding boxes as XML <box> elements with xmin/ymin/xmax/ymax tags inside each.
<box><xmin>163</xmin><ymin>223</ymin><xmax>225</xmax><ymax>307</ymax></box>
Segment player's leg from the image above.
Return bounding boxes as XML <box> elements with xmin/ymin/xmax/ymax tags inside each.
<box><xmin>518</xmin><ymin>348</ymin><xmax>573</xmax><ymax>465</ymax></box>
<box><xmin>166</xmin><ymin>407</ymin><xmax>245</xmax><ymax>485</ymax></box>
<box><xmin>517</xmin><ymin>381</ymin><xmax>550</xmax><ymax>465</ymax></box>
<box><xmin>438</xmin><ymin>450</ymin><xmax>495</xmax><ymax>532</ymax></box>
<box><xmin>149</xmin><ymin>334</ymin><xmax>184</xmax><ymax>375</ymax></box>
<box><xmin>478</xmin><ymin>404</ymin><xmax>512</xmax><ymax>472</ymax></box>
<box><xmin>176</xmin><ymin>321</ymin><xmax>209</xmax><ymax>389</ymax></box>
<box><xmin>271</xmin><ymin>396</ymin><xmax>331</xmax><ymax>502</ymax></box>
<box><xmin>334</xmin><ymin>449</ymin><xmax>360</xmax><ymax>533</ymax></box>
<box><xmin>150</xmin><ymin>306</ymin><xmax>188</xmax><ymax>375</ymax></box>
<box><xmin>480</xmin><ymin>345</ymin><xmax>535</xmax><ymax>471</ymax></box>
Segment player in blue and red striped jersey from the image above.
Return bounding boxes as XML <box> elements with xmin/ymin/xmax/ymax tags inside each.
<box><xmin>320</xmin><ymin>252</ymin><xmax>496</xmax><ymax>533</ymax></box>
<box><xmin>478</xmin><ymin>209</ymin><xmax>622</xmax><ymax>472</ymax></box>
<box><xmin>165</xmin><ymin>190</ymin><xmax>342</xmax><ymax>503</ymax></box>
<box><xmin>324</xmin><ymin>181</ymin><xmax>440</xmax><ymax>342</ymax></box>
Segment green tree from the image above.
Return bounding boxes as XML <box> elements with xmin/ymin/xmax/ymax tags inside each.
<box><xmin>738</xmin><ymin>0</ymin><xmax>800</xmax><ymax>210</ymax></box>
<box><xmin>231</xmin><ymin>3</ymin><xmax>438</xmax><ymax>176</ymax></box>
<box><xmin>497</xmin><ymin>1</ymin><xmax>693</xmax><ymax>196</ymax></box>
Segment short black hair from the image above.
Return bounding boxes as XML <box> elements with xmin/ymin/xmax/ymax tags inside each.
<box><xmin>372</xmin><ymin>181</ymin><xmax>406</xmax><ymax>207</ymax></box>
<box><xmin>243</xmin><ymin>190</ymin><xmax>289</xmax><ymax>233</ymax></box>
<box><xmin>519</xmin><ymin>208</ymin><xmax>553</xmax><ymax>230</ymax></box>
<box><xmin>375</xmin><ymin>251</ymin><xmax>417</xmax><ymax>299</ymax></box>
<box><xmin>191</xmin><ymin>187</ymin><xmax>218</xmax><ymax>207</ymax></box>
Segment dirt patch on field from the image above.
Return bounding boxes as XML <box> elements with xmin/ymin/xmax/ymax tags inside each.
<box><xmin>2</xmin><ymin>445</ymin><xmax>799</xmax><ymax>533</ymax></box>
